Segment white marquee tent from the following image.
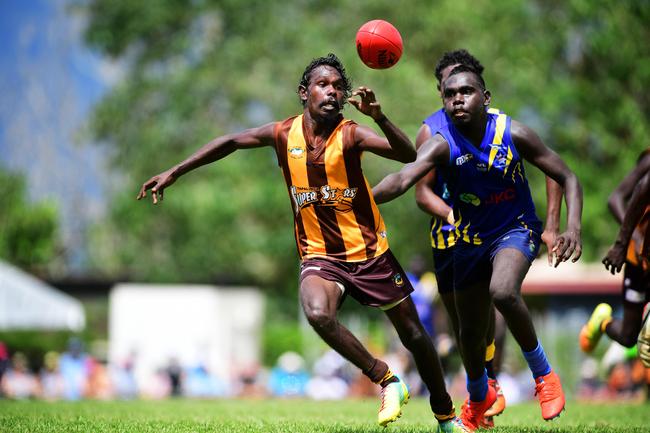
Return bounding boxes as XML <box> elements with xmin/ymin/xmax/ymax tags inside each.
<box><xmin>0</xmin><ymin>260</ymin><xmax>85</xmax><ymax>331</ymax></box>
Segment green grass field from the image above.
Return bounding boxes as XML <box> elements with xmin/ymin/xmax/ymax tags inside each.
<box><xmin>1</xmin><ymin>398</ymin><xmax>649</xmax><ymax>433</ymax></box>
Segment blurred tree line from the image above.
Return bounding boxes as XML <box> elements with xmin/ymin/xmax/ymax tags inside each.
<box><xmin>77</xmin><ymin>0</ymin><xmax>649</xmax><ymax>303</ymax></box>
<box><xmin>0</xmin><ymin>168</ymin><xmax>59</xmax><ymax>274</ymax></box>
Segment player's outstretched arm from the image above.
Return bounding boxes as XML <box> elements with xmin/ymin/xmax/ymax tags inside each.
<box><xmin>372</xmin><ymin>134</ymin><xmax>449</xmax><ymax>204</ymax></box>
<box><xmin>137</xmin><ymin>122</ymin><xmax>276</xmax><ymax>204</ymax></box>
<box><xmin>541</xmin><ymin>177</ymin><xmax>563</xmax><ymax>266</ymax></box>
<box><xmin>348</xmin><ymin>86</ymin><xmax>415</xmax><ymax>163</ymax></box>
<box><xmin>607</xmin><ymin>151</ymin><xmax>650</xmax><ymax>223</ymax></box>
<box><xmin>603</xmin><ymin>172</ymin><xmax>650</xmax><ymax>274</ymax></box>
<box><xmin>512</xmin><ymin>120</ymin><xmax>583</xmax><ymax>265</ymax></box>
<box><xmin>414</xmin><ymin>124</ymin><xmax>453</xmax><ymax>223</ymax></box>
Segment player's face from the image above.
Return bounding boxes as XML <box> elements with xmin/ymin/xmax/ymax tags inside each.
<box><xmin>300</xmin><ymin>66</ymin><xmax>347</xmax><ymax>120</ymax></box>
<box><xmin>441</xmin><ymin>72</ymin><xmax>490</xmax><ymax>126</ymax></box>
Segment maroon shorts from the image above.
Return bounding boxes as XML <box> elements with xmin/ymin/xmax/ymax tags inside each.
<box><xmin>299</xmin><ymin>249</ymin><xmax>414</xmax><ymax>308</ymax></box>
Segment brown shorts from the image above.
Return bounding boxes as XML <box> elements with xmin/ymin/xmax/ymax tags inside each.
<box><xmin>299</xmin><ymin>249</ymin><xmax>414</xmax><ymax>308</ymax></box>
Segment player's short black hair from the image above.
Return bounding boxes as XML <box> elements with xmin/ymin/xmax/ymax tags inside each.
<box><xmin>298</xmin><ymin>53</ymin><xmax>352</xmax><ymax>107</ymax></box>
<box><xmin>446</xmin><ymin>64</ymin><xmax>486</xmax><ymax>91</ymax></box>
<box><xmin>434</xmin><ymin>49</ymin><xmax>484</xmax><ymax>84</ymax></box>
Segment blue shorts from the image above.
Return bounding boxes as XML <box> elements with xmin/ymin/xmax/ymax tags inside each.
<box><xmin>452</xmin><ymin>225</ymin><xmax>541</xmax><ymax>290</ymax></box>
<box><xmin>432</xmin><ymin>247</ymin><xmax>454</xmax><ymax>294</ymax></box>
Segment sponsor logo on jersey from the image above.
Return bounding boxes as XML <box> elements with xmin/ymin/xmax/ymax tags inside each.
<box><xmin>484</xmin><ymin>187</ymin><xmax>516</xmax><ymax>205</ymax></box>
<box><xmin>476</xmin><ymin>162</ymin><xmax>488</xmax><ymax>172</ymax></box>
<box><xmin>290</xmin><ymin>185</ymin><xmax>358</xmax><ymax>213</ymax></box>
<box><xmin>456</xmin><ymin>153</ymin><xmax>473</xmax><ymax>166</ymax></box>
<box><xmin>288</xmin><ymin>146</ymin><xmax>305</xmax><ymax>158</ymax></box>
<box><xmin>459</xmin><ymin>193</ymin><xmax>481</xmax><ymax>206</ymax></box>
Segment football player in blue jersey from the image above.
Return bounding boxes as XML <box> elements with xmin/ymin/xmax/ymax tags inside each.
<box><xmin>415</xmin><ymin>49</ymin><xmax>565</xmax><ymax>428</ymax></box>
<box><xmin>373</xmin><ymin>65</ymin><xmax>582</xmax><ymax>430</ymax></box>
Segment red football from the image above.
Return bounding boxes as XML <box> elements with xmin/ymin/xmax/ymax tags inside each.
<box><xmin>355</xmin><ymin>20</ymin><xmax>403</xmax><ymax>69</ymax></box>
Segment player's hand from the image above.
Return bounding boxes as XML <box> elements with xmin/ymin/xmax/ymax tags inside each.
<box><xmin>541</xmin><ymin>228</ymin><xmax>559</xmax><ymax>266</ymax></box>
<box><xmin>602</xmin><ymin>242</ymin><xmax>626</xmax><ymax>274</ymax></box>
<box><xmin>551</xmin><ymin>229</ymin><xmax>582</xmax><ymax>267</ymax></box>
<box><xmin>137</xmin><ymin>168</ymin><xmax>177</xmax><ymax>204</ymax></box>
<box><xmin>348</xmin><ymin>86</ymin><xmax>383</xmax><ymax>120</ymax></box>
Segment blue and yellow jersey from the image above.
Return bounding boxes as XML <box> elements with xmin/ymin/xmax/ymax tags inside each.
<box><xmin>422</xmin><ymin>107</ymin><xmax>503</xmax><ymax>249</ymax></box>
<box><xmin>437</xmin><ymin>110</ymin><xmax>542</xmax><ymax>244</ymax></box>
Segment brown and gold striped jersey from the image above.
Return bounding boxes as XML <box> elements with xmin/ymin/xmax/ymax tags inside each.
<box><xmin>273</xmin><ymin>115</ymin><xmax>389</xmax><ymax>262</ymax></box>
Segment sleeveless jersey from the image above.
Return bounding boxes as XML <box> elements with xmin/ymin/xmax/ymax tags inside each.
<box><xmin>422</xmin><ymin>107</ymin><xmax>501</xmax><ymax>248</ymax></box>
<box><xmin>438</xmin><ymin>110</ymin><xmax>542</xmax><ymax>243</ymax></box>
<box><xmin>274</xmin><ymin>115</ymin><xmax>389</xmax><ymax>262</ymax></box>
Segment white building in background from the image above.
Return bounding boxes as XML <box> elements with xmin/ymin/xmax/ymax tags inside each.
<box><xmin>108</xmin><ymin>283</ymin><xmax>264</xmax><ymax>395</ymax></box>
<box><xmin>0</xmin><ymin>260</ymin><xmax>85</xmax><ymax>331</ymax></box>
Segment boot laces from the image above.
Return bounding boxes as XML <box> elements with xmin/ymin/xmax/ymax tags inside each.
<box><xmin>535</xmin><ymin>377</ymin><xmax>559</xmax><ymax>403</ymax></box>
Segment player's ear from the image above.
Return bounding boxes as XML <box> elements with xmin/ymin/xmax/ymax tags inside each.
<box><xmin>483</xmin><ymin>90</ymin><xmax>491</xmax><ymax>106</ymax></box>
<box><xmin>298</xmin><ymin>85</ymin><xmax>308</xmax><ymax>103</ymax></box>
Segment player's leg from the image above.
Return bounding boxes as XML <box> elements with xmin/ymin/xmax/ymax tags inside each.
<box><xmin>483</xmin><ymin>306</ymin><xmax>506</xmax><ymax>422</ymax></box>
<box><xmin>453</xmin><ymin>277</ymin><xmax>496</xmax><ymax>431</ymax></box>
<box><xmin>383</xmin><ymin>298</ymin><xmax>451</xmax><ymax>415</ymax></box>
<box><xmin>384</xmin><ymin>297</ymin><xmax>468</xmax><ymax>432</ymax></box>
<box><xmin>490</xmin><ymin>247</ymin><xmax>565</xmax><ymax>420</ymax></box>
<box><xmin>435</xmin><ymin>246</ymin><xmax>504</xmax><ymax>426</ymax></box>
<box><xmin>300</xmin><ymin>275</ymin><xmax>381</xmax><ymax>373</ymax></box>
<box><xmin>580</xmin><ymin>264</ymin><xmax>648</xmax><ymax>352</ymax></box>
<box><xmin>604</xmin><ymin>302</ymin><xmax>645</xmax><ymax>347</ymax></box>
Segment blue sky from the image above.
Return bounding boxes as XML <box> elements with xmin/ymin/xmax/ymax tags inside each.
<box><xmin>0</xmin><ymin>1</ymin><xmax>123</xmax><ymax>268</ymax></box>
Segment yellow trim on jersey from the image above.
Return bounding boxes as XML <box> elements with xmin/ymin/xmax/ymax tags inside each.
<box><xmin>287</xmin><ymin>116</ymin><xmax>322</xmax><ymax>258</ymax></box>
<box><xmin>488</xmin><ymin>113</ymin><xmax>507</xmax><ymax>170</ymax></box>
<box><xmin>323</xmin><ymin>125</ymin><xmax>368</xmax><ymax>261</ymax></box>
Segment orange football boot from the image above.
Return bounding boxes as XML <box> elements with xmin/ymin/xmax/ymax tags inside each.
<box><xmin>460</xmin><ymin>384</ymin><xmax>497</xmax><ymax>431</ymax></box>
<box><xmin>484</xmin><ymin>378</ymin><xmax>506</xmax><ymax>417</ymax></box>
<box><xmin>534</xmin><ymin>370</ymin><xmax>565</xmax><ymax>420</ymax></box>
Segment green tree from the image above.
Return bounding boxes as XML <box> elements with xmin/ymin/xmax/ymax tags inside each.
<box><xmin>0</xmin><ymin>168</ymin><xmax>59</xmax><ymax>272</ymax></box>
<box><xmin>81</xmin><ymin>0</ymin><xmax>650</xmax><ymax>299</ymax></box>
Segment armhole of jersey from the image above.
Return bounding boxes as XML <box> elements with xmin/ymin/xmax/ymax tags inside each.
<box><xmin>273</xmin><ymin>116</ymin><xmax>297</xmax><ymax>166</ymax></box>
<box><xmin>343</xmin><ymin>121</ymin><xmax>358</xmax><ymax>154</ymax></box>
<box><xmin>272</xmin><ymin>121</ymin><xmax>282</xmax><ymax>166</ymax></box>
<box><xmin>503</xmin><ymin>115</ymin><xmax>517</xmax><ymax>156</ymax></box>
<box><xmin>435</xmin><ymin>129</ymin><xmax>454</xmax><ymax>166</ymax></box>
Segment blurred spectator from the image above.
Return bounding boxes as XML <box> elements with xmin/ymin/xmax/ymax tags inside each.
<box><xmin>406</xmin><ymin>255</ymin><xmax>437</xmax><ymax>337</ymax></box>
<box><xmin>165</xmin><ymin>357</ymin><xmax>183</xmax><ymax>397</ymax></box>
<box><xmin>1</xmin><ymin>352</ymin><xmax>39</xmax><ymax>399</ymax></box>
<box><xmin>40</xmin><ymin>351</ymin><xmax>64</xmax><ymax>400</ymax></box>
<box><xmin>576</xmin><ymin>357</ymin><xmax>601</xmax><ymax>400</ymax></box>
<box><xmin>268</xmin><ymin>351</ymin><xmax>309</xmax><ymax>397</ymax></box>
<box><xmin>59</xmin><ymin>337</ymin><xmax>90</xmax><ymax>400</ymax></box>
<box><xmin>0</xmin><ymin>342</ymin><xmax>9</xmax><ymax>397</ymax></box>
<box><xmin>234</xmin><ymin>364</ymin><xmax>268</xmax><ymax>399</ymax></box>
<box><xmin>184</xmin><ymin>363</ymin><xmax>228</xmax><ymax>398</ymax></box>
<box><xmin>111</xmin><ymin>357</ymin><xmax>138</xmax><ymax>400</ymax></box>
<box><xmin>306</xmin><ymin>350</ymin><xmax>348</xmax><ymax>400</ymax></box>
<box><xmin>86</xmin><ymin>357</ymin><xmax>114</xmax><ymax>400</ymax></box>
<box><xmin>141</xmin><ymin>368</ymin><xmax>172</xmax><ymax>400</ymax></box>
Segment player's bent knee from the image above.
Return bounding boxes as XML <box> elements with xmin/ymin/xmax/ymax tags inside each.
<box><xmin>304</xmin><ymin>308</ymin><xmax>336</xmax><ymax>332</ymax></box>
<box><xmin>491</xmin><ymin>289</ymin><xmax>519</xmax><ymax>310</ymax></box>
<box><xmin>398</xmin><ymin>326</ymin><xmax>429</xmax><ymax>351</ymax></box>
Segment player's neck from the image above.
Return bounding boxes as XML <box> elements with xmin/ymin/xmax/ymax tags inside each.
<box><xmin>303</xmin><ymin>111</ymin><xmax>342</xmax><ymax>139</ymax></box>
<box><xmin>456</xmin><ymin>115</ymin><xmax>487</xmax><ymax>148</ymax></box>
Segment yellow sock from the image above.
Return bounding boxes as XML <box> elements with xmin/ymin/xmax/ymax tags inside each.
<box><xmin>485</xmin><ymin>340</ymin><xmax>496</xmax><ymax>362</ymax></box>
